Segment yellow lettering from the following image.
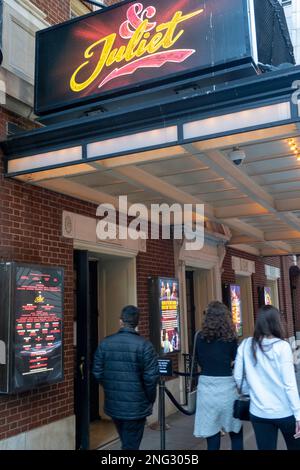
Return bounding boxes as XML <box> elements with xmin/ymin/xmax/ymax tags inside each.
<box><xmin>157</xmin><ymin>10</ymin><xmax>204</xmax><ymax>48</ymax></box>
<box><xmin>146</xmin><ymin>32</ymin><xmax>164</xmax><ymax>54</ymax></box>
<box><xmin>70</xmin><ymin>8</ymin><xmax>204</xmax><ymax>93</ymax></box>
<box><xmin>124</xmin><ymin>21</ymin><xmax>149</xmax><ymax>62</ymax></box>
<box><xmin>70</xmin><ymin>33</ymin><xmax>116</xmax><ymax>92</ymax></box>
<box><xmin>106</xmin><ymin>45</ymin><xmax>126</xmax><ymax>67</ymax></box>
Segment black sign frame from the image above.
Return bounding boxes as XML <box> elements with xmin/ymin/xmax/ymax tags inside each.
<box><xmin>148</xmin><ymin>276</ymin><xmax>181</xmax><ymax>356</ymax></box>
<box><xmin>0</xmin><ymin>262</ymin><xmax>64</xmax><ymax>394</ymax></box>
<box><xmin>158</xmin><ymin>358</ymin><xmax>173</xmax><ymax>377</ymax></box>
<box><xmin>34</xmin><ymin>0</ymin><xmax>257</xmax><ymax>115</ymax></box>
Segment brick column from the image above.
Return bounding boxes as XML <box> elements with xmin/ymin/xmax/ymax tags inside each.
<box><xmin>290</xmin><ymin>265</ymin><xmax>300</xmax><ymax>336</ymax></box>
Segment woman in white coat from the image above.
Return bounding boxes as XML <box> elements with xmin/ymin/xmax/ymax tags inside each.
<box><xmin>234</xmin><ymin>305</ymin><xmax>300</xmax><ymax>450</ymax></box>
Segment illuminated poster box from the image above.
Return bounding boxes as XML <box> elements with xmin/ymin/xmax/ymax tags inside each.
<box><xmin>230</xmin><ymin>284</ymin><xmax>243</xmax><ymax>337</ymax></box>
<box><xmin>223</xmin><ymin>283</ymin><xmax>243</xmax><ymax>337</ymax></box>
<box><xmin>0</xmin><ymin>263</ymin><xmax>64</xmax><ymax>394</ymax></box>
<box><xmin>264</xmin><ymin>287</ymin><xmax>272</xmax><ymax>305</ymax></box>
<box><xmin>149</xmin><ymin>277</ymin><xmax>181</xmax><ymax>355</ymax></box>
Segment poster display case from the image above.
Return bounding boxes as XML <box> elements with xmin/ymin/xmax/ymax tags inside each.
<box><xmin>149</xmin><ymin>276</ymin><xmax>181</xmax><ymax>355</ymax></box>
<box><xmin>223</xmin><ymin>283</ymin><xmax>243</xmax><ymax>337</ymax></box>
<box><xmin>264</xmin><ymin>287</ymin><xmax>272</xmax><ymax>306</ymax></box>
<box><xmin>0</xmin><ymin>263</ymin><xmax>64</xmax><ymax>394</ymax></box>
<box><xmin>258</xmin><ymin>286</ymin><xmax>273</xmax><ymax>307</ymax></box>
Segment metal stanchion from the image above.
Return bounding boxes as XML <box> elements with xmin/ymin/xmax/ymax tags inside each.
<box><xmin>159</xmin><ymin>377</ymin><xmax>166</xmax><ymax>451</ymax></box>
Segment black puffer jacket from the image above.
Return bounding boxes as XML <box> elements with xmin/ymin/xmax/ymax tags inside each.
<box><xmin>93</xmin><ymin>327</ymin><xmax>159</xmax><ymax>420</ymax></box>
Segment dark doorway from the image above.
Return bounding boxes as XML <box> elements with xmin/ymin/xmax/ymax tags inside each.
<box><xmin>185</xmin><ymin>271</ymin><xmax>196</xmax><ymax>354</ymax></box>
<box><xmin>74</xmin><ymin>250</ymin><xmax>90</xmax><ymax>450</ymax></box>
<box><xmin>74</xmin><ymin>252</ymin><xmax>100</xmax><ymax>449</ymax></box>
<box><xmin>89</xmin><ymin>260</ymin><xmax>100</xmax><ymax>422</ymax></box>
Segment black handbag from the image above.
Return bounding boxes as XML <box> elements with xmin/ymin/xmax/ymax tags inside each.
<box><xmin>233</xmin><ymin>340</ymin><xmax>250</xmax><ymax>421</ymax></box>
<box><xmin>233</xmin><ymin>394</ymin><xmax>250</xmax><ymax>421</ymax></box>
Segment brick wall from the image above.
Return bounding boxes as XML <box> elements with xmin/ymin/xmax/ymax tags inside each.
<box><xmin>0</xmin><ymin>109</ymin><xmax>98</xmax><ymax>439</ymax></box>
<box><xmin>31</xmin><ymin>0</ymin><xmax>71</xmax><ymax>24</ymax></box>
<box><xmin>222</xmin><ymin>248</ymin><xmax>296</xmax><ymax>338</ymax></box>
<box><xmin>30</xmin><ymin>1</ymin><xmax>93</xmax><ymax>25</ymax></box>
<box><xmin>290</xmin><ymin>263</ymin><xmax>300</xmax><ymax>333</ymax></box>
<box><xmin>0</xmin><ymin>94</ymin><xmax>177</xmax><ymax>440</ymax></box>
<box><xmin>104</xmin><ymin>0</ymin><xmax>123</xmax><ymax>6</ymax></box>
<box><xmin>136</xmin><ymin>239</ymin><xmax>175</xmax><ymax>339</ymax></box>
<box><xmin>264</xmin><ymin>256</ymin><xmax>296</xmax><ymax>338</ymax></box>
<box><xmin>0</xmin><ymin>15</ymin><xmax>98</xmax><ymax>433</ymax></box>
<box><xmin>136</xmin><ymin>237</ymin><xmax>178</xmax><ymax>371</ymax></box>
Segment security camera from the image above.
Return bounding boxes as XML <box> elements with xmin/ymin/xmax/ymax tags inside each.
<box><xmin>229</xmin><ymin>148</ymin><xmax>246</xmax><ymax>166</ymax></box>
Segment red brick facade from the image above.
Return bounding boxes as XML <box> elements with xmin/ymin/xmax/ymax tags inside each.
<box><xmin>31</xmin><ymin>0</ymin><xmax>71</xmax><ymax>24</ymax></box>
<box><xmin>0</xmin><ymin>0</ymin><xmax>138</xmax><ymax>434</ymax></box>
<box><xmin>0</xmin><ymin>145</ymin><xmax>177</xmax><ymax>441</ymax></box>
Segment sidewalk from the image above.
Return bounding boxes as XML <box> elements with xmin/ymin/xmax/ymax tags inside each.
<box><xmin>104</xmin><ymin>367</ymin><xmax>300</xmax><ymax>451</ymax></box>
<box><xmin>105</xmin><ymin>414</ymin><xmax>285</xmax><ymax>451</ymax></box>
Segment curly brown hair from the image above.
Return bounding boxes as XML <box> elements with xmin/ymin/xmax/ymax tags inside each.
<box><xmin>201</xmin><ymin>301</ymin><xmax>237</xmax><ymax>342</ymax></box>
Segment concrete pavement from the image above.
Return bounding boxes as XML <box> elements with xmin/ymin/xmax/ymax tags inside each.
<box><xmin>104</xmin><ymin>365</ymin><xmax>300</xmax><ymax>451</ymax></box>
<box><xmin>104</xmin><ymin>414</ymin><xmax>286</xmax><ymax>451</ymax></box>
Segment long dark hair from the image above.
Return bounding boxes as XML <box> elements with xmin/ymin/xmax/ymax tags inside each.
<box><xmin>252</xmin><ymin>305</ymin><xmax>285</xmax><ymax>362</ymax></box>
<box><xmin>201</xmin><ymin>301</ymin><xmax>237</xmax><ymax>342</ymax></box>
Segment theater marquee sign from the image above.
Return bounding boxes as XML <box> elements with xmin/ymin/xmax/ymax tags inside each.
<box><xmin>35</xmin><ymin>0</ymin><xmax>257</xmax><ymax>114</ymax></box>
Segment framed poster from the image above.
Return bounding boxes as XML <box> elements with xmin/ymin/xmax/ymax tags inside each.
<box><xmin>159</xmin><ymin>278</ymin><xmax>180</xmax><ymax>354</ymax></box>
<box><xmin>0</xmin><ymin>263</ymin><xmax>64</xmax><ymax>394</ymax></box>
<box><xmin>149</xmin><ymin>276</ymin><xmax>180</xmax><ymax>355</ymax></box>
<box><xmin>230</xmin><ymin>284</ymin><xmax>243</xmax><ymax>337</ymax></box>
<box><xmin>264</xmin><ymin>287</ymin><xmax>272</xmax><ymax>306</ymax></box>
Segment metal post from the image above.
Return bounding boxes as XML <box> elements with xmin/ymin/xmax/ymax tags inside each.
<box><xmin>159</xmin><ymin>377</ymin><xmax>166</xmax><ymax>450</ymax></box>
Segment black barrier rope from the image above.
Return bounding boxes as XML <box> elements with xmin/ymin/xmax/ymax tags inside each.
<box><xmin>173</xmin><ymin>371</ymin><xmax>200</xmax><ymax>377</ymax></box>
<box><xmin>164</xmin><ymin>386</ymin><xmax>196</xmax><ymax>416</ymax></box>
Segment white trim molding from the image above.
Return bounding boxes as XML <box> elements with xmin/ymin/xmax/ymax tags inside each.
<box><xmin>232</xmin><ymin>256</ymin><xmax>256</xmax><ymax>277</ymax></box>
<box><xmin>265</xmin><ymin>264</ymin><xmax>281</xmax><ymax>281</ymax></box>
<box><xmin>62</xmin><ymin>211</ymin><xmax>145</xmax><ymax>257</ymax></box>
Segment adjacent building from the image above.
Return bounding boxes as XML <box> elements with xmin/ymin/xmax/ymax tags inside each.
<box><xmin>282</xmin><ymin>0</ymin><xmax>300</xmax><ymax>64</ymax></box>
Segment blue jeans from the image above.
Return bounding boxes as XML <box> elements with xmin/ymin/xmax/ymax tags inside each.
<box><xmin>250</xmin><ymin>414</ymin><xmax>300</xmax><ymax>450</ymax></box>
<box><xmin>113</xmin><ymin>418</ymin><xmax>146</xmax><ymax>450</ymax></box>
<box><xmin>207</xmin><ymin>428</ymin><xmax>244</xmax><ymax>450</ymax></box>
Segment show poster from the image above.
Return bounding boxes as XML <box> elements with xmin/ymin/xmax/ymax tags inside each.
<box><xmin>14</xmin><ymin>265</ymin><xmax>64</xmax><ymax>391</ymax></box>
<box><xmin>230</xmin><ymin>284</ymin><xmax>243</xmax><ymax>337</ymax></box>
<box><xmin>264</xmin><ymin>287</ymin><xmax>272</xmax><ymax>305</ymax></box>
<box><xmin>159</xmin><ymin>278</ymin><xmax>180</xmax><ymax>354</ymax></box>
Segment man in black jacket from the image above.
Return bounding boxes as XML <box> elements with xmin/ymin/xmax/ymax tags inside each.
<box><xmin>93</xmin><ymin>305</ymin><xmax>159</xmax><ymax>450</ymax></box>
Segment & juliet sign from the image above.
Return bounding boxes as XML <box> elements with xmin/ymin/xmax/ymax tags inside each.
<box><xmin>35</xmin><ymin>0</ymin><xmax>256</xmax><ymax>115</ymax></box>
<box><xmin>70</xmin><ymin>3</ymin><xmax>203</xmax><ymax>93</ymax></box>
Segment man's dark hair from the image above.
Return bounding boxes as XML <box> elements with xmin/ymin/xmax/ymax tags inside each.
<box><xmin>120</xmin><ymin>305</ymin><xmax>140</xmax><ymax>328</ymax></box>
